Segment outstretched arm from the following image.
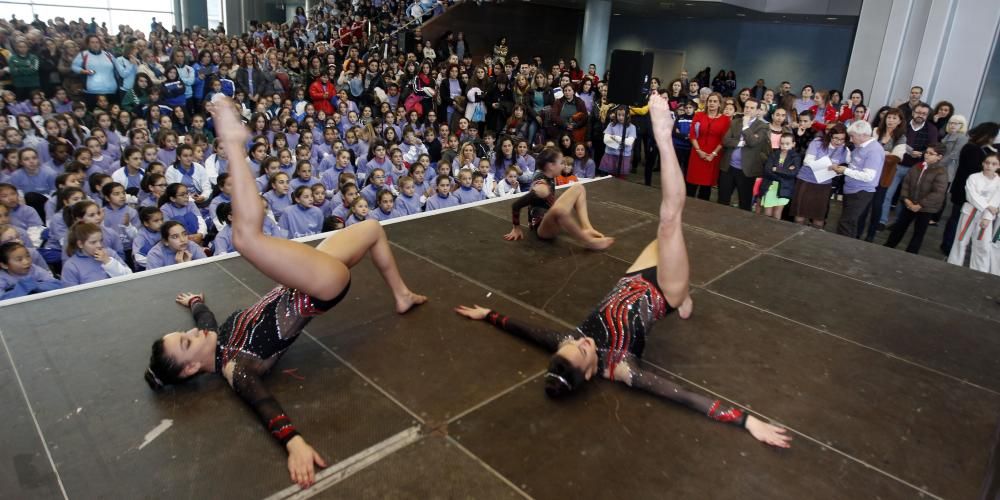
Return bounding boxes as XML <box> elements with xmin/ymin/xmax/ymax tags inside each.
<box><xmin>225</xmin><ymin>361</ymin><xmax>327</xmax><ymax>489</ymax></box>
<box><xmin>176</xmin><ymin>292</ymin><xmax>218</xmax><ymax>331</ymax></box>
<box><xmin>455</xmin><ymin>305</ymin><xmax>568</xmax><ymax>352</ymax></box>
<box><xmin>624</xmin><ymin>361</ymin><xmax>792</xmax><ymax>448</ymax></box>
<box><xmin>629</xmin><ymin>364</ymin><xmax>746</xmax><ymax>426</ymax></box>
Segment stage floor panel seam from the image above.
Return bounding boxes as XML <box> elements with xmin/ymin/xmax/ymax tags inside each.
<box><xmin>0</xmin><ymin>327</ymin><xmax>69</xmax><ymax>500</ymax></box>
<box><xmin>444</xmin><ymin>435</ymin><xmax>533</xmax><ymax>499</ymax></box>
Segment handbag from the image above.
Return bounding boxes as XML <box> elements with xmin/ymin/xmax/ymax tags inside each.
<box><xmin>404</xmin><ymin>93</ymin><xmax>424</xmax><ymax>116</ymax></box>
<box><xmin>471</xmin><ymin>102</ymin><xmax>486</xmax><ymax>122</ymax></box>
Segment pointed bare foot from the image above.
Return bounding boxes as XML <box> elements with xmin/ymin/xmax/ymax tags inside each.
<box><xmin>584</xmin><ymin>228</ymin><xmax>605</xmax><ymax>239</ymax></box>
<box><xmin>395</xmin><ymin>290</ymin><xmax>427</xmax><ymax>314</ymax></box>
<box><xmin>678</xmin><ymin>295</ymin><xmax>694</xmax><ymax>319</ymax></box>
<box><xmin>584</xmin><ymin>236</ymin><xmax>615</xmax><ymax>251</ymax></box>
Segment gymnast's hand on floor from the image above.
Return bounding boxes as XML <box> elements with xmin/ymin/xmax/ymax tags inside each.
<box><xmin>175</xmin><ymin>292</ymin><xmax>204</xmax><ymax>308</ymax></box>
<box><xmin>503</xmin><ymin>226</ymin><xmax>524</xmax><ymax>241</ymax></box>
<box><xmin>286</xmin><ymin>436</ymin><xmax>328</xmax><ymax>489</ymax></box>
<box><xmin>745</xmin><ymin>415</ymin><xmax>793</xmax><ymax>448</ymax></box>
<box><xmin>454</xmin><ymin>304</ymin><xmax>491</xmax><ymax>320</ymax></box>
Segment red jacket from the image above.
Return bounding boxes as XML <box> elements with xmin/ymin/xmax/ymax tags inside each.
<box><xmin>309</xmin><ymin>80</ymin><xmax>336</xmax><ymax>115</ymax></box>
<box><xmin>809</xmin><ymin>104</ymin><xmax>841</xmax><ymax>132</ymax></box>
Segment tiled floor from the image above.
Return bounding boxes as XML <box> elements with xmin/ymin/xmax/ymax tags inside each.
<box><xmin>2</xmin><ymin>178</ymin><xmax>997</xmax><ymax>499</ymax></box>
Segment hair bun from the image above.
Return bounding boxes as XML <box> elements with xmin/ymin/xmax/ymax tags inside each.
<box><xmin>144</xmin><ymin>367</ymin><xmax>165</xmax><ymax>391</ymax></box>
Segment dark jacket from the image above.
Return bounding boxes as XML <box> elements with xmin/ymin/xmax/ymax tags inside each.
<box><xmin>760</xmin><ymin>149</ymin><xmax>803</xmax><ymax>199</ymax></box>
<box><xmin>900</xmin><ymin>121</ymin><xmax>939</xmax><ymax>167</ymax></box>
<box><xmin>437</xmin><ymin>77</ymin><xmax>466</xmax><ymax>119</ymax></box>
<box><xmin>720</xmin><ymin>116</ymin><xmax>770</xmax><ymax>177</ymax></box>
<box><xmin>950</xmin><ymin>143</ymin><xmax>993</xmax><ymax>204</ymax></box>
<box><xmin>235</xmin><ymin>67</ymin><xmax>269</xmax><ymax>98</ymax></box>
<box><xmin>900</xmin><ymin>162</ymin><xmax>948</xmax><ymax>213</ymax></box>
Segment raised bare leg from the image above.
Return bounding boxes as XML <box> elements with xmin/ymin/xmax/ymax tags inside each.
<box><xmin>209</xmin><ymin>95</ymin><xmax>423</xmax><ymax>311</ymax></box>
<box><xmin>566</xmin><ymin>183</ymin><xmax>604</xmax><ymax>238</ymax></box>
<box><xmin>536</xmin><ymin>184</ymin><xmax>614</xmax><ymax>249</ymax></box>
<box><xmin>646</xmin><ymin>93</ymin><xmax>693</xmax><ymax>318</ymax></box>
<box><xmin>316</xmin><ymin>219</ymin><xmax>425</xmax><ymax>313</ymax></box>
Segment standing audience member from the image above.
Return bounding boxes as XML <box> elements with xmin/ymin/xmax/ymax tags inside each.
<box><xmin>835</xmin><ymin>121</ymin><xmax>884</xmax><ymax>238</ymax></box>
<box><xmin>884</xmin><ymin>143</ymin><xmax>948</xmax><ymax>254</ymax></box>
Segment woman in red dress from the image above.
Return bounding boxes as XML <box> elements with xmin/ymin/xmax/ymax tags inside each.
<box><xmin>686</xmin><ymin>92</ymin><xmax>729</xmax><ymax>200</ymax></box>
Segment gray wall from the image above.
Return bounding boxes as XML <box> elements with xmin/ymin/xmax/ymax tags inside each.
<box><xmin>608</xmin><ymin>16</ymin><xmax>856</xmax><ymax>93</ymax></box>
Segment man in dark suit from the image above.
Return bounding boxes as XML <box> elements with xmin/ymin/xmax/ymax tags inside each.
<box><xmin>719</xmin><ymin>98</ymin><xmax>770</xmax><ymax>211</ymax></box>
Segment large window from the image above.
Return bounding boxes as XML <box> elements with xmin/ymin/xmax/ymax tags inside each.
<box><xmin>977</xmin><ymin>31</ymin><xmax>1000</xmax><ymax>124</ymax></box>
<box><xmin>0</xmin><ymin>1</ymin><xmax>173</xmax><ymax>35</ymax></box>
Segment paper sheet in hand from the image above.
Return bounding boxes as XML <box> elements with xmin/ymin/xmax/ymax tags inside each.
<box><xmin>809</xmin><ymin>156</ymin><xmax>837</xmax><ymax>183</ymax></box>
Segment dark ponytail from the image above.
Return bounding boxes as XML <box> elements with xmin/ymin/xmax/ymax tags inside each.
<box><xmin>544</xmin><ymin>353</ymin><xmax>585</xmax><ymax>398</ymax></box>
<box><xmin>63</xmin><ymin>199</ymin><xmax>97</xmax><ymax>228</ymax></box>
<box><xmin>145</xmin><ymin>338</ymin><xmax>185</xmax><ymax>391</ymax></box>
<box><xmin>537</xmin><ymin>146</ymin><xmax>562</xmax><ymax>173</ymax></box>
<box><xmin>158</xmin><ymin>182</ymin><xmax>185</xmax><ymax>208</ymax></box>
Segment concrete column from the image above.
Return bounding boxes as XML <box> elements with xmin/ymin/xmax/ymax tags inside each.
<box><xmin>223</xmin><ymin>0</ymin><xmax>245</xmax><ymax>35</ymax></box>
<box><xmin>178</xmin><ymin>0</ymin><xmax>209</xmax><ymax>30</ymax></box>
<box><xmin>580</xmin><ymin>0</ymin><xmax>611</xmax><ymax>75</ymax></box>
<box><xmin>844</xmin><ymin>0</ymin><xmax>1000</xmax><ymax>122</ymax></box>
<box><xmin>932</xmin><ymin>0</ymin><xmax>1000</xmax><ymax>122</ymax></box>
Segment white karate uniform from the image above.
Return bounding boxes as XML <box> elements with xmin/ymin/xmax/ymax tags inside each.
<box><xmin>948</xmin><ymin>172</ymin><xmax>1000</xmax><ymax>272</ymax></box>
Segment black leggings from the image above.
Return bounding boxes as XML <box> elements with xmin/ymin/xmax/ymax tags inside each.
<box><xmin>686</xmin><ymin>184</ymin><xmax>712</xmax><ymax>200</ymax></box>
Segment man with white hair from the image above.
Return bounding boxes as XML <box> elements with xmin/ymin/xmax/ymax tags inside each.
<box><xmin>833</xmin><ymin>121</ymin><xmax>885</xmax><ymax>237</ymax></box>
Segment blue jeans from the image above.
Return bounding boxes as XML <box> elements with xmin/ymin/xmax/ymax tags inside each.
<box><xmin>526</xmin><ymin>120</ymin><xmax>538</xmax><ymax>146</ymax></box>
<box><xmin>880</xmin><ymin>165</ymin><xmax>911</xmax><ymax>224</ymax></box>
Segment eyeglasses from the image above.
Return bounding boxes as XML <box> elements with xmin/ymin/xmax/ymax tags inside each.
<box><xmin>152</xmin><ymin>183</ymin><xmax>168</xmax><ymax>188</ymax></box>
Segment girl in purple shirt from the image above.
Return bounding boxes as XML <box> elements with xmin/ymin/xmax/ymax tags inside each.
<box><xmin>289</xmin><ymin>160</ymin><xmax>316</xmax><ymax>191</ymax></box>
<box><xmin>425</xmin><ymin>175</ymin><xmax>460</xmax><ymax>211</ymax></box>
<box><xmin>132</xmin><ymin>207</ymin><xmax>163</xmax><ymax>270</ymax></box>
<box><xmin>0</xmin><ymin>241</ymin><xmax>62</xmax><ymax>299</ymax></box>
<box><xmin>370</xmin><ymin>189</ymin><xmax>404</xmax><ymax>222</ymax></box>
<box><xmin>255</xmin><ymin>157</ymin><xmax>281</xmax><ymax>193</ymax></box>
<box><xmin>264</xmin><ymin>172</ymin><xmax>293</xmax><ymax>221</ymax></box>
<box><xmin>158</xmin><ymin>183</ymin><xmax>207</xmax><ymax>245</ymax></box>
<box><xmin>278</xmin><ymin>187</ymin><xmax>324</xmax><ymax>239</ymax></box>
<box><xmin>345</xmin><ymin>197</ymin><xmax>369</xmax><ymax>227</ymax></box>
<box><xmin>395</xmin><ymin>177</ymin><xmax>424</xmax><ymax>215</ymax></box>
<box><xmin>331</xmin><ymin>184</ymin><xmax>360</xmax><ymax>229</ymax></box>
<box><xmin>60</xmin><ymin>222</ymin><xmax>132</xmax><ymax>286</ymax></box>
<box><xmin>145</xmin><ymin>220</ymin><xmax>208</xmax><ymax>270</ymax></box>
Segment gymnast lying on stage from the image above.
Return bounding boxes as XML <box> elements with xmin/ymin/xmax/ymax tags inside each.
<box><xmin>144</xmin><ymin>95</ymin><xmax>426</xmax><ymax>489</ymax></box>
<box><xmin>457</xmin><ymin>92</ymin><xmax>791</xmax><ymax>448</ymax></box>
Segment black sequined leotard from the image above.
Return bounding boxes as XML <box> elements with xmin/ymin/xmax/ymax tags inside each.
<box><xmin>511</xmin><ymin>171</ymin><xmax>556</xmax><ymax>231</ymax></box>
<box><xmin>576</xmin><ymin>266</ymin><xmax>671</xmax><ymax>377</ymax></box>
<box><xmin>484</xmin><ymin>267</ymin><xmax>747</xmax><ymax>427</ymax></box>
<box><xmin>188</xmin><ymin>283</ymin><xmax>349</xmax><ymax>446</ymax></box>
